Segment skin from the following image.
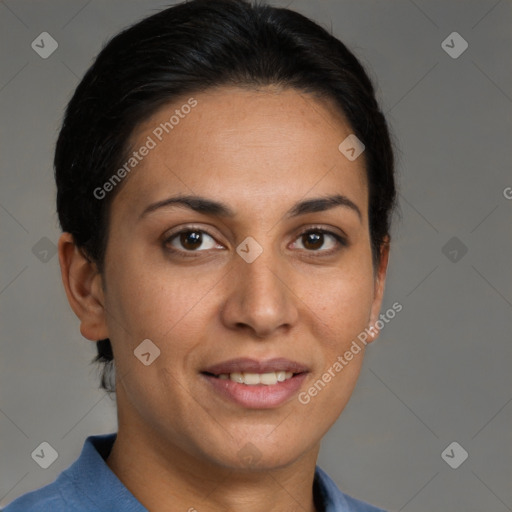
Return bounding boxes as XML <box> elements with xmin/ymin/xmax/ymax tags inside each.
<box><xmin>58</xmin><ymin>86</ymin><xmax>389</xmax><ymax>512</ymax></box>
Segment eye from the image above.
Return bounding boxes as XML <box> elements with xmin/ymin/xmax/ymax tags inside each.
<box><xmin>163</xmin><ymin>227</ymin><xmax>223</xmax><ymax>255</ymax></box>
<box><xmin>292</xmin><ymin>227</ymin><xmax>347</xmax><ymax>255</ymax></box>
<box><xmin>163</xmin><ymin>225</ymin><xmax>347</xmax><ymax>258</ymax></box>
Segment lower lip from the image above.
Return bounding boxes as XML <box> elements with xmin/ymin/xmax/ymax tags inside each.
<box><xmin>201</xmin><ymin>373</ymin><xmax>308</xmax><ymax>409</ymax></box>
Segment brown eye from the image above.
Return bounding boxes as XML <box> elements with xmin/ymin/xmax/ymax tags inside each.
<box><xmin>179</xmin><ymin>231</ymin><xmax>203</xmax><ymax>250</ymax></box>
<box><xmin>302</xmin><ymin>232</ymin><xmax>324</xmax><ymax>250</ymax></box>
<box><xmin>293</xmin><ymin>228</ymin><xmax>347</xmax><ymax>254</ymax></box>
<box><xmin>164</xmin><ymin>228</ymin><xmax>220</xmax><ymax>253</ymax></box>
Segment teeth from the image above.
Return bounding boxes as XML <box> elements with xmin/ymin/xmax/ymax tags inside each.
<box><xmin>244</xmin><ymin>372</ymin><xmax>262</xmax><ymax>385</ymax></box>
<box><xmin>260</xmin><ymin>372</ymin><xmax>279</xmax><ymax>385</ymax></box>
<box><xmin>230</xmin><ymin>372</ymin><xmax>244</xmax><ymax>384</ymax></box>
<box><xmin>216</xmin><ymin>371</ymin><xmax>294</xmax><ymax>385</ymax></box>
<box><xmin>276</xmin><ymin>371</ymin><xmax>286</xmax><ymax>382</ymax></box>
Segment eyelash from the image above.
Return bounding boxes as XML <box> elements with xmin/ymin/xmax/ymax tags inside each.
<box><xmin>162</xmin><ymin>225</ymin><xmax>348</xmax><ymax>258</ymax></box>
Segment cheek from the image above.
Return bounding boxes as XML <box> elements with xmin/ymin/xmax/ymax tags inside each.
<box><xmin>295</xmin><ymin>271</ymin><xmax>374</xmax><ymax>430</ymax></box>
<box><xmin>104</xmin><ymin>239</ymin><xmax>376</xmax><ymax>361</ymax></box>
<box><xmin>105</xmin><ymin>252</ymin><xmax>212</xmax><ymax>337</ymax></box>
<box><xmin>308</xmin><ymin>262</ymin><xmax>376</xmax><ymax>348</ymax></box>
<box><xmin>103</xmin><ymin>259</ymin><xmax>212</xmax><ymax>415</ymax></box>
<box><xmin>102</xmin><ymin>253</ymin><xmax>225</xmax><ymax>393</ymax></box>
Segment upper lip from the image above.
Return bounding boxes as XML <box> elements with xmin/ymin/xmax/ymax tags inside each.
<box><xmin>202</xmin><ymin>357</ymin><xmax>310</xmax><ymax>375</ymax></box>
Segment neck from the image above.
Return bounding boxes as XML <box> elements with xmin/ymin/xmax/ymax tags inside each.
<box><xmin>106</xmin><ymin>421</ymin><xmax>320</xmax><ymax>512</ymax></box>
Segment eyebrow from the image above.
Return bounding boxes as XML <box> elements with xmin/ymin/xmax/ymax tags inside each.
<box><xmin>139</xmin><ymin>193</ymin><xmax>362</xmax><ymax>222</ymax></box>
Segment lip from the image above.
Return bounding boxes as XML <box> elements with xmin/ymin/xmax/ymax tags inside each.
<box><xmin>202</xmin><ymin>357</ymin><xmax>310</xmax><ymax>375</ymax></box>
<box><xmin>201</xmin><ymin>372</ymin><xmax>308</xmax><ymax>409</ymax></box>
<box><xmin>200</xmin><ymin>357</ymin><xmax>310</xmax><ymax>409</ymax></box>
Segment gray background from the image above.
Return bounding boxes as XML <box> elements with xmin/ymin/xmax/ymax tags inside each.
<box><xmin>1</xmin><ymin>0</ymin><xmax>511</xmax><ymax>510</ymax></box>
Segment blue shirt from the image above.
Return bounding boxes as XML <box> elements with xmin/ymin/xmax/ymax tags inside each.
<box><xmin>3</xmin><ymin>433</ymin><xmax>386</xmax><ymax>512</ymax></box>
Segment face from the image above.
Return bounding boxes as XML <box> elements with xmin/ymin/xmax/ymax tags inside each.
<box><xmin>96</xmin><ymin>86</ymin><xmax>387</xmax><ymax>470</ymax></box>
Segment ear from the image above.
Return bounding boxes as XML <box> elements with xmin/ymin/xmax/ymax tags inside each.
<box><xmin>366</xmin><ymin>237</ymin><xmax>390</xmax><ymax>343</ymax></box>
<box><xmin>57</xmin><ymin>232</ymin><xmax>109</xmax><ymax>341</ymax></box>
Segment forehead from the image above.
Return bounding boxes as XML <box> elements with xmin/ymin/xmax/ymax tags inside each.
<box><xmin>112</xmin><ymin>86</ymin><xmax>368</xmax><ymax>220</ymax></box>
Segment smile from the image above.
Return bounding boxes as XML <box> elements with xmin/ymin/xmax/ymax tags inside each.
<box><xmin>208</xmin><ymin>371</ymin><xmax>294</xmax><ymax>386</ymax></box>
<box><xmin>200</xmin><ymin>357</ymin><xmax>310</xmax><ymax>408</ymax></box>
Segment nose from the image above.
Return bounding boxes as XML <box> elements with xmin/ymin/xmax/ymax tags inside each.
<box><xmin>220</xmin><ymin>246</ymin><xmax>299</xmax><ymax>339</ymax></box>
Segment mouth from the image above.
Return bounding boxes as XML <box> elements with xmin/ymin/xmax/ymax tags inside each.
<box><xmin>202</xmin><ymin>370</ymin><xmax>297</xmax><ymax>386</ymax></box>
<box><xmin>200</xmin><ymin>357</ymin><xmax>309</xmax><ymax>408</ymax></box>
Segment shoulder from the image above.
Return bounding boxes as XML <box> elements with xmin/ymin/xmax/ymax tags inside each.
<box><xmin>2</xmin><ymin>475</ymin><xmax>77</xmax><ymax>512</ymax></box>
<box><xmin>1</xmin><ymin>469</ymin><xmax>101</xmax><ymax>512</ymax></box>
<box><xmin>2</xmin><ymin>433</ymin><xmax>118</xmax><ymax>512</ymax></box>
<box><xmin>314</xmin><ymin>465</ymin><xmax>388</xmax><ymax>512</ymax></box>
<box><xmin>341</xmin><ymin>492</ymin><xmax>388</xmax><ymax>512</ymax></box>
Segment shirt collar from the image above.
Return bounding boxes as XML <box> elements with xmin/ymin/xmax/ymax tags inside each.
<box><xmin>60</xmin><ymin>433</ymin><xmax>379</xmax><ymax>512</ymax></box>
<box><xmin>58</xmin><ymin>432</ymin><xmax>145</xmax><ymax>511</ymax></box>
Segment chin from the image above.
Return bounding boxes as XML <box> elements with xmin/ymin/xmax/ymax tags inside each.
<box><xmin>202</xmin><ymin>434</ymin><xmax>312</xmax><ymax>473</ymax></box>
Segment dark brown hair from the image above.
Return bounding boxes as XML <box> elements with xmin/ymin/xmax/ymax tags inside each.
<box><xmin>55</xmin><ymin>0</ymin><xmax>397</xmax><ymax>393</ymax></box>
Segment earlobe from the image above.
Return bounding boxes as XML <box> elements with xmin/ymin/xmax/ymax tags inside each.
<box><xmin>367</xmin><ymin>238</ymin><xmax>391</xmax><ymax>343</ymax></box>
<box><xmin>57</xmin><ymin>233</ymin><xmax>109</xmax><ymax>341</ymax></box>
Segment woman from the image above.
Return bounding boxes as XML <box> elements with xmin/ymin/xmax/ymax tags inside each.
<box><xmin>4</xmin><ymin>0</ymin><xmax>396</xmax><ymax>510</ymax></box>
